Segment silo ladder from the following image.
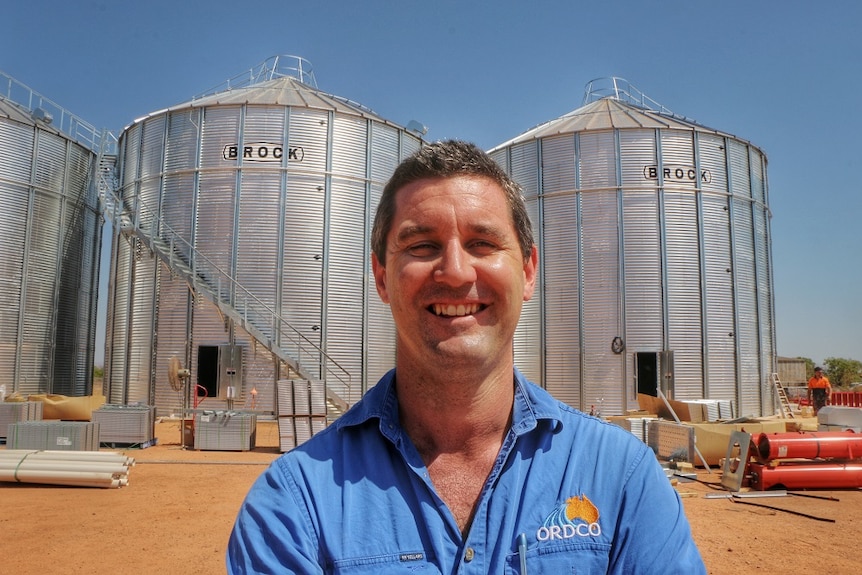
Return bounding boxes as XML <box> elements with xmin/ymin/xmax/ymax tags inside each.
<box><xmin>771</xmin><ymin>373</ymin><xmax>795</xmax><ymax>419</ymax></box>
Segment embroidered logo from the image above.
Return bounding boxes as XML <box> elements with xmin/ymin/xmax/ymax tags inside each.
<box><xmin>537</xmin><ymin>494</ymin><xmax>602</xmax><ymax>540</ymax></box>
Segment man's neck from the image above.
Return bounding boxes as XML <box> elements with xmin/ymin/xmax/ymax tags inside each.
<box><xmin>395</xmin><ymin>361</ymin><xmax>515</xmax><ymax>457</ymax></box>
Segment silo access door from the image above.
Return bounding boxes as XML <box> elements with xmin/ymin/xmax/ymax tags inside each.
<box><xmin>196</xmin><ymin>344</ymin><xmax>243</xmax><ymax>401</ymax></box>
<box><xmin>635</xmin><ymin>351</ymin><xmax>675</xmax><ymax>398</ymax></box>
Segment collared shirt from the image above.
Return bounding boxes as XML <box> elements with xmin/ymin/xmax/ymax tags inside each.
<box><xmin>227</xmin><ymin>369</ymin><xmax>705</xmax><ymax>574</ymax></box>
<box><xmin>808</xmin><ymin>375</ymin><xmax>832</xmax><ymax>390</ymax></box>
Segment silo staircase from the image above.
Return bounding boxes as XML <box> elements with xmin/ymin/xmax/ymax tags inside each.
<box><xmin>99</xmin><ymin>173</ymin><xmax>351</xmax><ymax>418</ymax></box>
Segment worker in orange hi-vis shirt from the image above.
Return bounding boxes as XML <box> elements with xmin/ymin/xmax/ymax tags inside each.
<box><xmin>807</xmin><ymin>366</ymin><xmax>833</xmax><ymax>414</ymax></box>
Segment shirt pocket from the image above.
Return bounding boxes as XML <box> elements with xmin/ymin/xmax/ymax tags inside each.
<box><xmin>330</xmin><ymin>552</ymin><xmax>443</xmax><ymax>574</ymax></box>
<box><xmin>505</xmin><ymin>541</ymin><xmax>611</xmax><ymax>574</ymax></box>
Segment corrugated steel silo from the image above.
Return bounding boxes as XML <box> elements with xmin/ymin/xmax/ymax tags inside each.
<box><xmin>490</xmin><ymin>78</ymin><xmax>775</xmax><ymax>417</ymax></box>
<box><xmin>104</xmin><ymin>56</ymin><xmax>423</xmax><ymax>417</ymax></box>
<box><xmin>0</xmin><ymin>72</ymin><xmax>102</xmax><ymax>397</ymax></box>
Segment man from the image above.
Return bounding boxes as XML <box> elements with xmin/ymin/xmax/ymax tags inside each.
<box><xmin>227</xmin><ymin>140</ymin><xmax>705</xmax><ymax>573</ymax></box>
<box><xmin>807</xmin><ymin>366</ymin><xmax>832</xmax><ymax>414</ymax></box>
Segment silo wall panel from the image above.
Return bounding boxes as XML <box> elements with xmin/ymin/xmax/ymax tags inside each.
<box><xmin>0</xmin><ymin>119</ymin><xmax>32</xmax><ymax>392</ymax></box>
<box><xmin>55</xmin><ymin>144</ymin><xmax>97</xmax><ymax>395</ymax></box>
<box><xmin>540</xmin><ymin>135</ymin><xmax>580</xmax><ymax>407</ymax></box>
<box><xmin>365</xmin><ymin>124</ymin><xmax>407</xmax><ymax>392</ymax></box>
<box><xmin>510</xmin><ymin>142</ymin><xmax>542</xmax><ymax>384</ymax></box>
<box><xmin>327</xmin><ymin>114</ymin><xmax>370</xmax><ymax>403</ymax></box>
<box><xmin>237</xmin><ymin>169</ymin><xmax>281</xmax><ymax>325</ymax></box>
<box><xmin>578</xmin><ymin>131</ymin><xmax>623</xmax><ymax>414</ymax></box>
<box><xmin>701</xmin><ymin>193</ymin><xmax>736</xmax><ymax>400</ymax></box>
<box><xmin>126</xmin><ymin>255</ymin><xmax>157</xmax><ymax>404</ymax></box>
<box><xmin>153</xmin><ymin>271</ymin><xmax>192</xmax><ymax>415</ymax></box>
<box><xmin>661</xmin><ymin>123</ymin><xmax>705</xmax><ymax>399</ymax></box>
<box><xmin>105</xmin><ymin>237</ymin><xmax>132</xmax><ymax>404</ymax></box>
<box><xmin>697</xmin><ymin>134</ymin><xmax>736</xmax><ymax>399</ymax></box>
<box><xmin>729</xmin><ymin>140</ymin><xmax>761</xmax><ymax>415</ymax></box>
<box><xmin>236</xmin><ymin>106</ymin><xmax>287</xmax><ymax>341</ymax></box>
<box><xmin>281</xmin><ymin>108</ymin><xmax>327</xmax><ymax>364</ymax></box>
<box><xmin>0</xmin><ymin>121</ymin><xmax>98</xmax><ymax>396</ymax></box>
<box><xmin>619</xmin><ymin>130</ymin><xmax>663</xmax><ymax>405</ymax></box>
<box><xmin>20</xmin><ymin>132</ymin><xmax>65</xmax><ymax>393</ymax></box>
<box><xmin>197</xmin><ymin>106</ymin><xmax>240</xmax><ymax>300</ymax></box>
<box><xmin>20</xmin><ymin>184</ymin><xmax>63</xmax><ymax>392</ymax></box>
<box><xmin>0</xmin><ymin>181</ymin><xmax>26</xmax><ymax>385</ymax></box>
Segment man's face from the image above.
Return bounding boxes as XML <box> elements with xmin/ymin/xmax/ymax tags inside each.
<box><xmin>372</xmin><ymin>175</ymin><xmax>537</xmax><ymax>371</ymax></box>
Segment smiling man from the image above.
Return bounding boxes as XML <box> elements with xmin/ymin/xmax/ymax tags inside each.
<box><xmin>227</xmin><ymin>140</ymin><xmax>705</xmax><ymax>574</ymax></box>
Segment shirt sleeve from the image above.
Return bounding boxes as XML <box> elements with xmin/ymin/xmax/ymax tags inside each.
<box><xmin>226</xmin><ymin>460</ymin><xmax>324</xmax><ymax>574</ymax></box>
<box><xmin>607</xmin><ymin>450</ymin><xmax>706</xmax><ymax>574</ymax></box>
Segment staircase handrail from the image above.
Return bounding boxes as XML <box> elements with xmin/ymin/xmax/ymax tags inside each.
<box><xmin>110</xmin><ymin>189</ymin><xmax>352</xmax><ymax>401</ymax></box>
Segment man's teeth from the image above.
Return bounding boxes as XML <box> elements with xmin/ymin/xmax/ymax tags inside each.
<box><xmin>433</xmin><ymin>303</ymin><xmax>481</xmax><ymax>317</ymax></box>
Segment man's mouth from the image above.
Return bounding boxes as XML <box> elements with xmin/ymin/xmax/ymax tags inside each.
<box><xmin>430</xmin><ymin>303</ymin><xmax>484</xmax><ymax>317</ymax></box>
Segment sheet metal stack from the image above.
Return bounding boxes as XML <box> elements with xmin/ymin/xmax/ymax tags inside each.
<box><xmin>647</xmin><ymin>420</ymin><xmax>696</xmax><ymax>462</ymax></box>
<box><xmin>194</xmin><ymin>411</ymin><xmax>257</xmax><ymax>451</ymax></box>
<box><xmin>618</xmin><ymin>417</ymin><xmax>658</xmax><ymax>443</ymax></box>
<box><xmin>0</xmin><ymin>401</ymin><xmax>43</xmax><ymax>441</ymax></box>
<box><xmin>92</xmin><ymin>404</ymin><xmax>157</xmax><ymax>446</ymax></box>
<box><xmin>0</xmin><ymin>450</ymin><xmax>134</xmax><ymax>488</ymax></box>
<box><xmin>6</xmin><ymin>421</ymin><xmax>100</xmax><ymax>451</ymax></box>
<box><xmin>276</xmin><ymin>379</ymin><xmax>327</xmax><ymax>452</ymax></box>
<box><xmin>687</xmin><ymin>399</ymin><xmax>736</xmax><ymax>421</ymax></box>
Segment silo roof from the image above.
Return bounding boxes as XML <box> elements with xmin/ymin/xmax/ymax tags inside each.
<box><xmin>0</xmin><ymin>95</ymin><xmax>73</xmax><ymax>140</ymax></box>
<box><xmin>491</xmin><ymin>98</ymin><xmax>750</xmax><ymax>151</ymax></box>
<box><xmin>129</xmin><ymin>76</ymin><xmax>395</xmax><ymax>128</ymax></box>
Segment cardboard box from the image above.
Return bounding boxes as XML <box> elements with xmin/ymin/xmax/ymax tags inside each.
<box><xmin>688</xmin><ymin>421</ymin><xmax>789</xmax><ymax>467</ymax></box>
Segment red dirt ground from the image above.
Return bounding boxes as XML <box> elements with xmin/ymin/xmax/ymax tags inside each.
<box><xmin>1</xmin><ymin>419</ymin><xmax>860</xmax><ymax>574</ymax></box>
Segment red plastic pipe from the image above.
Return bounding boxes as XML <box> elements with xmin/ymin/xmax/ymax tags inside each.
<box><xmin>749</xmin><ymin>461</ymin><xmax>862</xmax><ymax>490</ymax></box>
<box><xmin>756</xmin><ymin>430</ymin><xmax>862</xmax><ymax>462</ymax></box>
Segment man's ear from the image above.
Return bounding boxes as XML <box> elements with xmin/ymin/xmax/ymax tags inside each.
<box><xmin>372</xmin><ymin>252</ymin><xmax>390</xmax><ymax>304</ymax></box>
<box><xmin>522</xmin><ymin>245</ymin><xmax>538</xmax><ymax>302</ymax></box>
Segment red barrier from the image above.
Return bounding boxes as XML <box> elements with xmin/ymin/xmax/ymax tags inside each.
<box><xmin>831</xmin><ymin>391</ymin><xmax>862</xmax><ymax>408</ymax></box>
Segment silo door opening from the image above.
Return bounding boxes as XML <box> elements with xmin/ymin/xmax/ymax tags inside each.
<box><xmin>635</xmin><ymin>352</ymin><xmax>660</xmax><ymax>397</ymax></box>
<box><xmin>197</xmin><ymin>346</ymin><xmax>220</xmax><ymax>398</ymax></box>
<box><xmin>196</xmin><ymin>344</ymin><xmax>243</xmax><ymax>401</ymax></box>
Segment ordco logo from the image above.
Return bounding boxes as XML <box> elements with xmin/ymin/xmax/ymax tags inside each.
<box><xmin>537</xmin><ymin>494</ymin><xmax>602</xmax><ymax>541</ymax></box>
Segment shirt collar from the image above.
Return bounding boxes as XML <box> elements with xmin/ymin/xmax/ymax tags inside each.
<box><xmin>335</xmin><ymin>367</ymin><xmax>564</xmax><ymax>438</ymax></box>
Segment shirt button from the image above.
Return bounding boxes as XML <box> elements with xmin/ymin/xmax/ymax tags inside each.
<box><xmin>464</xmin><ymin>547</ymin><xmax>475</xmax><ymax>562</ymax></box>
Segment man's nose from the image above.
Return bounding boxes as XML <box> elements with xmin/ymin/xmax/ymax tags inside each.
<box><xmin>434</xmin><ymin>242</ymin><xmax>476</xmax><ymax>285</ymax></box>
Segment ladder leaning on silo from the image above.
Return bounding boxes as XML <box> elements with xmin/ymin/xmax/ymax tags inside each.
<box><xmin>770</xmin><ymin>373</ymin><xmax>795</xmax><ymax>419</ymax></box>
<box><xmin>96</xmin><ymin>148</ymin><xmax>351</xmax><ymax>418</ymax></box>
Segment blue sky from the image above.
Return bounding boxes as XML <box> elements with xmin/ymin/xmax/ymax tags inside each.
<box><xmin>2</xmin><ymin>1</ymin><xmax>859</xmax><ymax>367</ymax></box>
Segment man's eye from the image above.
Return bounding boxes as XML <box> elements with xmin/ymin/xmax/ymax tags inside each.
<box><xmin>407</xmin><ymin>244</ymin><xmax>437</xmax><ymax>256</ymax></box>
<box><xmin>470</xmin><ymin>241</ymin><xmax>497</xmax><ymax>253</ymax></box>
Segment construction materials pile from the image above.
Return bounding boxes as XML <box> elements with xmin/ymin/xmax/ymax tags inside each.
<box><xmin>0</xmin><ymin>450</ymin><xmax>134</xmax><ymax>488</ymax></box>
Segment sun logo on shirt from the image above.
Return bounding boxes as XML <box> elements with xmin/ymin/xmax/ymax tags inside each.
<box><xmin>565</xmin><ymin>494</ymin><xmax>600</xmax><ymax>524</ymax></box>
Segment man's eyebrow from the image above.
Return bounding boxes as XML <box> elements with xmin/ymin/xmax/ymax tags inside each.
<box><xmin>395</xmin><ymin>225</ymin><xmax>433</xmax><ymax>244</ymax></box>
<box><xmin>395</xmin><ymin>223</ymin><xmax>510</xmax><ymax>246</ymax></box>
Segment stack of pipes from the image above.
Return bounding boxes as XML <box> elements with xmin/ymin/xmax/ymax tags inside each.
<box><xmin>0</xmin><ymin>450</ymin><xmax>135</xmax><ymax>488</ymax></box>
<box><xmin>748</xmin><ymin>430</ymin><xmax>862</xmax><ymax>490</ymax></box>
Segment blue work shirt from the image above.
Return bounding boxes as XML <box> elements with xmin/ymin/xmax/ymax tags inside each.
<box><xmin>227</xmin><ymin>369</ymin><xmax>705</xmax><ymax>574</ymax></box>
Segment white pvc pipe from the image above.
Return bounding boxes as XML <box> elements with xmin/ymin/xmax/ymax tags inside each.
<box><xmin>0</xmin><ymin>449</ymin><xmax>134</xmax><ymax>488</ymax></box>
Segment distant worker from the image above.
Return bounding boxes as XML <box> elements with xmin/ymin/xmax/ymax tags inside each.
<box><xmin>807</xmin><ymin>366</ymin><xmax>832</xmax><ymax>414</ymax></box>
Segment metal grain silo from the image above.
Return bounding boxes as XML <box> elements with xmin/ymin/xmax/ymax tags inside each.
<box><xmin>490</xmin><ymin>78</ymin><xmax>775</xmax><ymax>417</ymax></box>
<box><xmin>0</xmin><ymin>71</ymin><xmax>103</xmax><ymax>397</ymax></box>
<box><xmin>104</xmin><ymin>56</ymin><xmax>423</xmax><ymax>418</ymax></box>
